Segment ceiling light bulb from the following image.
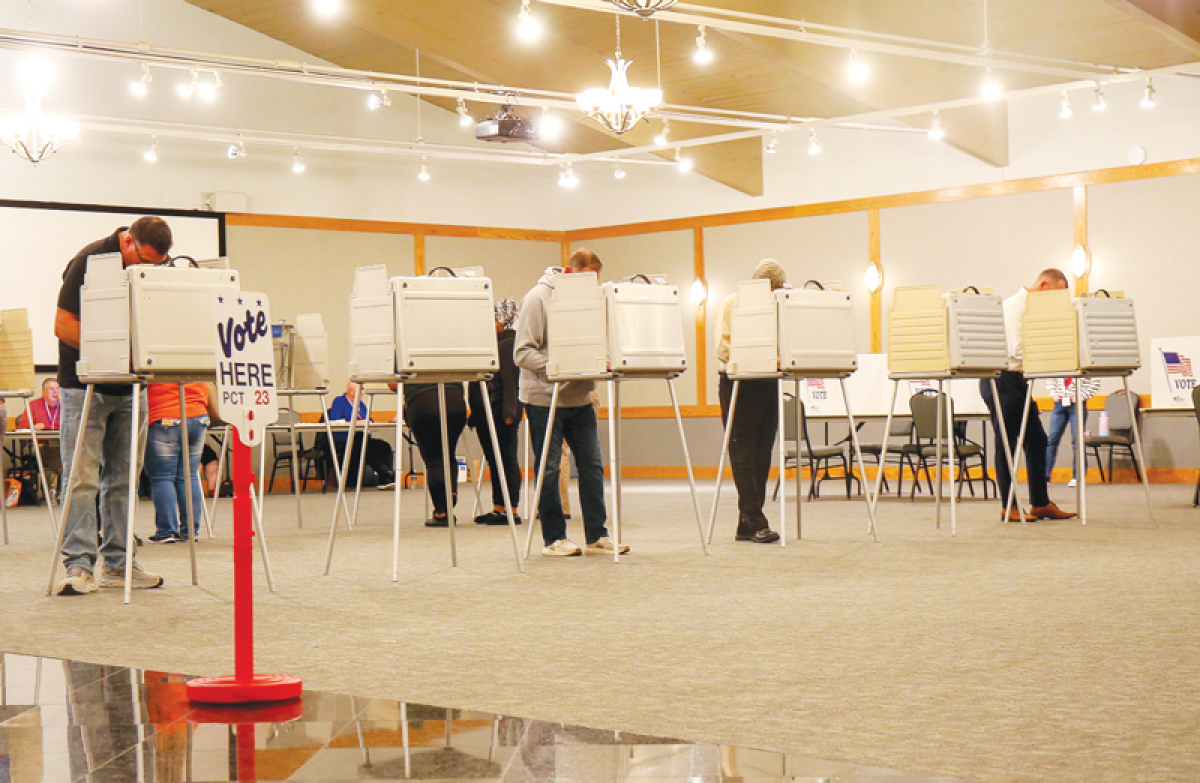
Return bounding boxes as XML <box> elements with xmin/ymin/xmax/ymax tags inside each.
<box><xmin>847</xmin><ymin>49</ymin><xmax>868</xmax><ymax>83</ymax></box>
<box><xmin>558</xmin><ymin>163</ymin><xmax>578</xmax><ymax>187</ymax></box>
<box><xmin>20</xmin><ymin>57</ymin><xmax>53</xmax><ymax>94</ymax></box>
<box><xmin>540</xmin><ymin>108</ymin><xmax>562</xmax><ymax>140</ymax></box>
<box><xmin>292</xmin><ymin>148</ymin><xmax>306</xmax><ymax>173</ymax></box>
<box><xmin>1092</xmin><ymin>85</ymin><xmax>1106</xmax><ymax>111</ymax></box>
<box><xmin>981</xmin><ymin>71</ymin><xmax>1002</xmax><ymax>101</ymax></box>
<box><xmin>130</xmin><ymin>64</ymin><xmax>152</xmax><ymax>97</ymax></box>
<box><xmin>418</xmin><ymin>160</ymin><xmax>431</xmax><ymax>181</ymax></box>
<box><xmin>1141</xmin><ymin>80</ymin><xmax>1156</xmax><ymax>109</ymax></box>
<box><xmin>367</xmin><ymin>91</ymin><xmax>390</xmax><ymax>111</ymax></box>
<box><xmin>314</xmin><ymin>0</ymin><xmax>339</xmax><ymax>17</ymax></box>
<box><xmin>764</xmin><ymin>131</ymin><xmax>777</xmax><ymax>153</ymax></box>
<box><xmin>517</xmin><ymin>0</ymin><xmax>541</xmax><ymax>41</ymax></box>
<box><xmin>675</xmin><ymin>148</ymin><xmax>692</xmax><ymax>172</ymax></box>
<box><xmin>177</xmin><ymin>70</ymin><xmax>199</xmax><ymax>99</ymax></box>
<box><xmin>694</xmin><ymin>26</ymin><xmax>713</xmax><ymax>64</ymax></box>
<box><xmin>197</xmin><ymin>81</ymin><xmax>215</xmax><ymax>101</ymax></box>
<box><xmin>928</xmin><ymin>111</ymin><xmax>945</xmax><ymax>140</ymax></box>
<box><xmin>456</xmin><ymin>98</ymin><xmax>473</xmax><ymax>127</ymax></box>
<box><xmin>653</xmin><ymin>119</ymin><xmax>669</xmax><ymax>146</ymax></box>
<box><xmin>143</xmin><ymin>137</ymin><xmax>157</xmax><ymax>163</ymax></box>
<box><xmin>227</xmin><ymin>142</ymin><xmax>246</xmax><ymax>160</ymax></box>
<box><xmin>807</xmin><ymin>129</ymin><xmax>820</xmax><ymax>155</ymax></box>
<box><xmin>1059</xmin><ymin>92</ymin><xmax>1073</xmax><ymax>119</ymax></box>
<box><xmin>613</xmin><ymin>162</ymin><xmax>626</xmax><ymax>179</ymax></box>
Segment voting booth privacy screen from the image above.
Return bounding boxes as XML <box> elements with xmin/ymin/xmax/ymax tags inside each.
<box><xmin>888</xmin><ymin>285</ymin><xmax>1007</xmax><ymax>376</ymax></box>
<box><xmin>0</xmin><ymin>309</ymin><xmax>35</xmax><ymax>392</ymax></box>
<box><xmin>727</xmin><ymin>280</ymin><xmax>859</xmax><ymax>378</ymax></box>
<box><xmin>1023</xmin><ymin>290</ymin><xmax>1140</xmax><ymax>376</ymax></box>
<box><xmin>547</xmin><ymin>272</ymin><xmax>608</xmax><ymax>380</ymax></box>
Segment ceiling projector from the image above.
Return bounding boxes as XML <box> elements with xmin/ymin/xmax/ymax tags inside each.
<box><xmin>476</xmin><ymin>105</ymin><xmax>538</xmax><ymax>142</ymax></box>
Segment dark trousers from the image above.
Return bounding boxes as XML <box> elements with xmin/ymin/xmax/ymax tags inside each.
<box><xmin>526</xmin><ymin>403</ymin><xmax>608</xmax><ymax>546</ymax></box>
<box><xmin>332</xmin><ymin>434</ymin><xmax>395</xmax><ymax>486</ymax></box>
<box><xmin>407</xmin><ymin>386</ymin><xmax>467</xmax><ymax>516</ymax></box>
<box><xmin>718</xmin><ymin>374</ymin><xmax>779</xmax><ymax>523</ymax></box>
<box><xmin>980</xmin><ymin>371</ymin><xmax>1050</xmax><ymax>508</ymax></box>
<box><xmin>474</xmin><ymin>415</ymin><xmax>521</xmax><ymax>509</ymax></box>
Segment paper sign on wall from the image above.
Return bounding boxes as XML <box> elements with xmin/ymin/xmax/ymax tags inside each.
<box><xmin>213</xmin><ymin>291</ymin><xmax>279</xmax><ymax>446</ymax></box>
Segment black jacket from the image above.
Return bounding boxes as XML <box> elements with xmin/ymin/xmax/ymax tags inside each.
<box><xmin>469</xmin><ymin>328</ymin><xmax>520</xmax><ymax>427</ymax></box>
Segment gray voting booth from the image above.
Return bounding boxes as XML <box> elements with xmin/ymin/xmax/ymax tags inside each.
<box><xmin>711</xmin><ymin>279</ymin><xmax>876</xmax><ymax>544</ymax></box>
<box><xmin>880</xmin><ymin>285</ymin><xmax>1010</xmax><ymax>534</ymax></box>
<box><xmin>529</xmin><ymin>271</ymin><xmax>705</xmax><ymax>562</ymax></box>
<box><xmin>1016</xmin><ymin>288</ymin><xmax>1148</xmax><ymax>524</ymax></box>
<box><xmin>331</xmin><ymin>264</ymin><xmax>523</xmax><ymax>578</ymax></box>
<box><xmin>44</xmin><ymin>255</ymin><xmax>273</xmax><ymax>603</ymax></box>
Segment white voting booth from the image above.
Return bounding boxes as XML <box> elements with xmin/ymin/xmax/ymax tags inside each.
<box><xmin>710</xmin><ymin>279</ymin><xmax>876</xmax><ymax>545</ymax></box>
<box><xmin>526</xmin><ymin>271</ymin><xmax>705</xmax><ymax>562</ymax></box>
<box><xmin>0</xmin><ymin>308</ymin><xmax>58</xmax><ymax>547</ymax></box>
<box><xmin>44</xmin><ymin>255</ymin><xmax>276</xmax><ymax>604</ymax></box>
<box><xmin>330</xmin><ymin>264</ymin><xmax>523</xmax><ymax>578</ymax></box>
<box><xmin>878</xmin><ymin>285</ymin><xmax>1010</xmax><ymax>534</ymax></box>
<box><xmin>1016</xmin><ymin>288</ymin><xmax>1149</xmax><ymax>524</ymax></box>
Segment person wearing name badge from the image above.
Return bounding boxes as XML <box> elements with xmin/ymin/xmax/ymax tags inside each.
<box><xmin>145</xmin><ymin>383</ymin><xmax>212</xmax><ymax>543</ymax></box>
<box><xmin>16</xmin><ymin>377</ymin><xmax>64</xmax><ymax>488</ymax></box>
<box><xmin>1045</xmin><ymin>377</ymin><xmax>1100</xmax><ymax>488</ymax></box>
<box><xmin>978</xmin><ymin>269</ymin><xmax>1078</xmax><ymax>522</ymax></box>
<box><xmin>469</xmin><ymin>298</ymin><xmax>523</xmax><ymax>526</ymax></box>
<box><xmin>54</xmin><ymin>216</ymin><xmax>173</xmax><ymax>595</ymax></box>
<box><xmin>328</xmin><ymin>380</ymin><xmax>396</xmax><ymax>489</ymax></box>
<box><xmin>514</xmin><ymin>248</ymin><xmax>626</xmax><ymax>557</ymax></box>
<box><xmin>714</xmin><ymin>258</ymin><xmax>787</xmax><ymax>544</ymax></box>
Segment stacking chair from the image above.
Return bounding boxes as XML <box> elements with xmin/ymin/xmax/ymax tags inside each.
<box><xmin>1084</xmin><ymin>390</ymin><xmax>1142</xmax><ymax>483</ymax></box>
<box><xmin>852</xmin><ymin>418</ymin><xmax>914</xmax><ymax>496</ymax></box>
<box><xmin>267</xmin><ymin>408</ymin><xmax>304</xmax><ymax>492</ymax></box>
<box><xmin>773</xmin><ymin>395</ymin><xmax>858</xmax><ymax>501</ymax></box>
<box><xmin>907</xmin><ymin>391</ymin><xmax>990</xmax><ymax>500</ymax></box>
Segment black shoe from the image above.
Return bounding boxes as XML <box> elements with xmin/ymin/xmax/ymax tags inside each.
<box><xmin>425</xmin><ymin>515</ymin><xmax>454</xmax><ymax>528</ymax></box>
<box><xmin>475</xmin><ymin>511</ymin><xmax>502</xmax><ymax>525</ymax></box>
<box><xmin>147</xmin><ymin>533</ymin><xmax>175</xmax><ymax>544</ymax></box>
<box><xmin>734</xmin><ymin>512</ymin><xmax>756</xmax><ymax>541</ymax></box>
<box><xmin>750</xmin><ymin>528</ymin><xmax>780</xmax><ymax>544</ymax></box>
<box><xmin>486</xmin><ymin>512</ymin><xmax>521</xmax><ymax>526</ymax></box>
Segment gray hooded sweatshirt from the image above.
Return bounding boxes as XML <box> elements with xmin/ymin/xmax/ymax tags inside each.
<box><xmin>514</xmin><ymin>266</ymin><xmax>597</xmax><ymax>408</ymax></box>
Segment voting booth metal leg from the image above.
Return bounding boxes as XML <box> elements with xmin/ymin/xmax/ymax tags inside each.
<box><xmin>178</xmin><ymin>385</ymin><xmax>200</xmax><ymax>587</ymax></box>
<box><xmin>666</xmin><ymin>378</ymin><xmax>707</xmax><ymax>554</ymax></box>
<box><xmin>989</xmin><ymin>379</ymin><xmax>1026</xmax><ymax>525</ymax></box>
<box><xmin>523</xmin><ymin>384</ymin><xmax>560</xmax><ymax>558</ymax></box>
<box><xmin>23</xmin><ymin>398</ymin><xmax>59</xmax><ymax>539</ymax></box>
<box><xmin>1003</xmin><ymin>383</ymin><xmax>1037</xmax><ymax>526</ymax></box>
<box><xmin>521</xmin><ymin>424</ymin><xmax>531</xmax><ymax>524</ymax></box>
<box><xmin>612</xmin><ymin>380</ymin><xmax>624</xmax><ymax>563</ymax></box>
<box><xmin>206</xmin><ymin>426</ymin><xmax>229</xmax><ymax>538</ymax></box>
<box><xmin>48</xmin><ymin>387</ymin><xmax>95</xmax><ymax>595</ymax></box>
<box><xmin>868</xmin><ymin>381</ymin><xmax>900</xmax><ymax>519</ymax></box>
<box><xmin>319</xmin><ymin>393</ymin><xmax>354</xmax><ymax>534</ymax></box>
<box><xmin>1122</xmin><ymin>377</ymin><xmax>1155</xmax><ymax>520</ymax></box>
<box><xmin>787</xmin><ymin>379</ymin><xmax>802</xmax><ymax>544</ymax></box>
<box><xmin>349</xmin><ymin>393</ymin><xmax>376</xmax><ymax>529</ymax></box>
<box><xmin>256</xmin><ymin>439</ymin><xmax>267</xmax><ymax>525</ymax></box>
<box><xmin>777</xmin><ymin>379</ymin><xmax>787</xmax><ymax>548</ymax></box>
<box><xmin>323</xmin><ymin>385</ymin><xmax>362</xmax><ymax>575</ymax></box>
<box><xmin>706</xmin><ymin>380</ymin><xmax>740</xmax><ymax>545</ymax></box>
<box><xmin>391</xmin><ymin>383</ymin><xmax>404</xmax><ymax>583</ymax></box>
<box><xmin>436</xmin><ymin>383</ymin><xmax>459</xmax><ymax>567</ymax></box>
<box><xmin>840</xmin><ymin>378</ymin><xmax>879</xmax><ymax>542</ymax></box>
<box><xmin>121</xmin><ymin>383</ymin><xmax>143</xmax><ymax>606</ymax></box>
<box><xmin>0</xmin><ymin>419</ymin><xmax>5</xmax><ymax>543</ymax></box>
<box><xmin>1075</xmin><ymin>381</ymin><xmax>1086</xmax><ymax>525</ymax></box>
<box><xmin>945</xmin><ymin>381</ymin><xmax>958</xmax><ymax>537</ymax></box>
<box><xmin>934</xmin><ymin>380</ymin><xmax>944</xmax><ymax>529</ymax></box>
<box><xmin>288</xmin><ymin>404</ymin><xmax>303</xmax><ymax>529</ymax></box>
<box><xmin>479</xmin><ymin>381</ymin><xmax>524</xmax><ymax>572</ymax></box>
<box><xmin>246</xmin><ymin>483</ymin><xmax>276</xmax><ymax>593</ymax></box>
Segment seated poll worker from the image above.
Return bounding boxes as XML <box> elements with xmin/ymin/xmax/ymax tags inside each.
<box><xmin>16</xmin><ymin>377</ymin><xmax>63</xmax><ymax>487</ymax></box>
<box><xmin>328</xmin><ymin>380</ymin><xmax>396</xmax><ymax>489</ymax></box>
<box><xmin>979</xmin><ymin>269</ymin><xmax>1078</xmax><ymax>521</ymax></box>
<box><xmin>514</xmin><ymin>248</ymin><xmax>627</xmax><ymax>557</ymax></box>
<box><xmin>714</xmin><ymin>259</ymin><xmax>787</xmax><ymax>544</ymax></box>
<box><xmin>54</xmin><ymin>216</ymin><xmax>172</xmax><ymax>595</ymax></box>
<box><xmin>145</xmin><ymin>382</ymin><xmax>212</xmax><ymax>543</ymax></box>
<box><xmin>468</xmin><ymin>298</ymin><xmax>523</xmax><ymax>526</ymax></box>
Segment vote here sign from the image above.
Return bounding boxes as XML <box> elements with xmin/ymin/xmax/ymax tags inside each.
<box><xmin>213</xmin><ymin>291</ymin><xmax>279</xmax><ymax>446</ymax></box>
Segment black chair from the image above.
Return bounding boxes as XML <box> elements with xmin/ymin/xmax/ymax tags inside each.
<box><xmin>852</xmin><ymin>418</ymin><xmax>915</xmax><ymax>496</ymax></box>
<box><xmin>773</xmin><ymin>395</ymin><xmax>859</xmax><ymax>500</ymax></box>
<box><xmin>298</xmin><ymin>416</ymin><xmax>332</xmax><ymax>493</ymax></box>
<box><xmin>907</xmin><ymin>391</ymin><xmax>992</xmax><ymax>500</ymax></box>
<box><xmin>267</xmin><ymin>408</ymin><xmax>304</xmax><ymax>492</ymax></box>
<box><xmin>1084</xmin><ymin>390</ymin><xmax>1142</xmax><ymax>483</ymax></box>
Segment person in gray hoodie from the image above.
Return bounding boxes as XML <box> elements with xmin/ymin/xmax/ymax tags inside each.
<box><xmin>514</xmin><ymin>249</ymin><xmax>628</xmax><ymax>557</ymax></box>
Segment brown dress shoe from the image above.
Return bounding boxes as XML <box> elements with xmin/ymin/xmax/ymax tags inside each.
<box><xmin>1030</xmin><ymin>502</ymin><xmax>1077</xmax><ymax>520</ymax></box>
<box><xmin>1001</xmin><ymin>507</ymin><xmax>1030</xmax><ymax>522</ymax></box>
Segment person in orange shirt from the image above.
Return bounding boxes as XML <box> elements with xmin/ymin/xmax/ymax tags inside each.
<box><xmin>145</xmin><ymin>383</ymin><xmax>211</xmax><ymax>543</ymax></box>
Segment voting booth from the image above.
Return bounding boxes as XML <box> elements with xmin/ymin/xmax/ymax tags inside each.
<box><xmin>712</xmin><ymin>280</ymin><xmax>876</xmax><ymax>545</ymax></box>
<box><xmin>1017</xmin><ymin>289</ymin><xmax>1148</xmax><ymax>524</ymax></box>
<box><xmin>528</xmin><ymin>271</ymin><xmax>705</xmax><ymax>562</ymax></box>
<box><xmin>332</xmin><ymin>265</ymin><xmax>521</xmax><ymax>578</ymax></box>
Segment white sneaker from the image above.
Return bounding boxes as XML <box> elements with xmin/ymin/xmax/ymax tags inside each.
<box><xmin>585</xmin><ymin>537</ymin><xmax>630</xmax><ymax>555</ymax></box>
<box><xmin>1068</xmin><ymin>478</ymin><xmax>1077</xmax><ymax>488</ymax></box>
<box><xmin>97</xmin><ymin>563</ymin><xmax>164</xmax><ymax>590</ymax></box>
<box><xmin>56</xmin><ymin>566</ymin><xmax>96</xmax><ymax>595</ymax></box>
<box><xmin>541</xmin><ymin>539</ymin><xmax>583</xmax><ymax>557</ymax></box>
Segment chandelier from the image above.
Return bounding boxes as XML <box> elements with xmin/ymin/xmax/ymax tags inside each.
<box><xmin>0</xmin><ymin>58</ymin><xmax>79</xmax><ymax>164</ymax></box>
<box><xmin>606</xmin><ymin>0</ymin><xmax>679</xmax><ymax>18</ymax></box>
<box><xmin>576</xmin><ymin>16</ymin><xmax>662</xmax><ymax>135</ymax></box>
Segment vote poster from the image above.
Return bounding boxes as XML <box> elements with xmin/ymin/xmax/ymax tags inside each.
<box><xmin>213</xmin><ymin>291</ymin><xmax>279</xmax><ymax>446</ymax></box>
<box><xmin>1150</xmin><ymin>336</ymin><xmax>1200</xmax><ymax>408</ymax></box>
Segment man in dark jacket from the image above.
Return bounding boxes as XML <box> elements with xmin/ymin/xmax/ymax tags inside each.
<box><xmin>469</xmin><ymin>298</ymin><xmax>523</xmax><ymax>525</ymax></box>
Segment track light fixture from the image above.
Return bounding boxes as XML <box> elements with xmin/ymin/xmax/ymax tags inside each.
<box><xmin>418</xmin><ymin>156</ymin><xmax>431</xmax><ymax>181</ymax></box>
<box><xmin>292</xmin><ymin>147</ymin><xmax>305</xmax><ymax>173</ymax></box>
<box><xmin>807</xmin><ymin>129</ymin><xmax>820</xmax><ymax>155</ymax></box>
<box><xmin>1092</xmin><ymin>83</ymin><xmax>1106</xmax><ymax>111</ymax></box>
<box><xmin>456</xmin><ymin>98</ymin><xmax>472</xmax><ymax>127</ymax></box>
<box><xmin>1059</xmin><ymin>91</ymin><xmax>1073</xmax><ymax>119</ymax></box>
<box><xmin>196</xmin><ymin>71</ymin><xmax>222</xmax><ymax>101</ymax></box>
<box><xmin>517</xmin><ymin>0</ymin><xmax>541</xmax><ymax>41</ymax></box>
<box><xmin>653</xmin><ymin>118</ymin><xmax>669</xmax><ymax>146</ymax></box>
<box><xmin>928</xmin><ymin>110</ymin><xmax>944</xmax><ymax>140</ymax></box>
<box><xmin>613</xmin><ymin>161</ymin><xmax>626</xmax><ymax>179</ymax></box>
<box><xmin>177</xmin><ymin>69</ymin><xmax>199</xmax><ymax>98</ymax></box>
<box><xmin>130</xmin><ymin>63</ymin><xmax>152</xmax><ymax>97</ymax></box>
<box><xmin>367</xmin><ymin>91</ymin><xmax>390</xmax><ymax>111</ymax></box>
<box><xmin>227</xmin><ymin>140</ymin><xmax>247</xmax><ymax>159</ymax></box>
<box><xmin>847</xmin><ymin>49</ymin><xmax>868</xmax><ymax>83</ymax></box>
<box><xmin>143</xmin><ymin>136</ymin><xmax>157</xmax><ymax>163</ymax></box>
<box><xmin>558</xmin><ymin>162</ymin><xmax>578</xmax><ymax>187</ymax></box>
<box><xmin>675</xmin><ymin>147</ymin><xmax>692</xmax><ymax>172</ymax></box>
<box><xmin>539</xmin><ymin>106</ymin><xmax>563</xmax><ymax>140</ymax></box>
<box><xmin>764</xmin><ymin>131</ymin><xmax>777</xmax><ymax>153</ymax></box>
<box><xmin>1141</xmin><ymin>79</ymin><xmax>1156</xmax><ymax>109</ymax></box>
<box><xmin>694</xmin><ymin>26</ymin><xmax>713</xmax><ymax>64</ymax></box>
<box><xmin>980</xmin><ymin>68</ymin><xmax>1001</xmax><ymax>101</ymax></box>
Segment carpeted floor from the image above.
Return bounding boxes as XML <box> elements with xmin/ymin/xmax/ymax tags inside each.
<box><xmin>2</xmin><ymin>480</ymin><xmax>1198</xmax><ymax>783</ymax></box>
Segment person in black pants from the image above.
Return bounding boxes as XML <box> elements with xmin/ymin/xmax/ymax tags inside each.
<box><xmin>469</xmin><ymin>299</ymin><xmax>523</xmax><ymax>525</ymax></box>
<box><xmin>404</xmin><ymin>383</ymin><xmax>467</xmax><ymax>526</ymax></box>
<box><xmin>980</xmin><ymin>268</ymin><xmax>1077</xmax><ymax>522</ymax></box>
<box><xmin>714</xmin><ymin>258</ymin><xmax>789</xmax><ymax>543</ymax></box>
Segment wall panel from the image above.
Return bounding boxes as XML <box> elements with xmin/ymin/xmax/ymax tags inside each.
<box><xmin>425</xmin><ymin>236</ymin><xmax>560</xmax><ymax>304</ymax></box>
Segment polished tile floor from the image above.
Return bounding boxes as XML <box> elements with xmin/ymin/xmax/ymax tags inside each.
<box><xmin>0</xmin><ymin>652</ymin><xmax>972</xmax><ymax>782</ymax></box>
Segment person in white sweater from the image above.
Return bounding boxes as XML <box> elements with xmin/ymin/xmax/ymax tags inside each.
<box><xmin>1045</xmin><ymin>377</ymin><xmax>1101</xmax><ymax>486</ymax></box>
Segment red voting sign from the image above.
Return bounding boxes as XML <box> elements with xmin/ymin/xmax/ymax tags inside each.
<box><xmin>212</xmin><ymin>292</ymin><xmax>279</xmax><ymax>446</ymax></box>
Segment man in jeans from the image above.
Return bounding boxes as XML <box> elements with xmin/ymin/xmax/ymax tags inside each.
<box><xmin>514</xmin><ymin>249</ymin><xmax>627</xmax><ymax>557</ymax></box>
<box><xmin>54</xmin><ymin>217</ymin><xmax>173</xmax><ymax>595</ymax></box>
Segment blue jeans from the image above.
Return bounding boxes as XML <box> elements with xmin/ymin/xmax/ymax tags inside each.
<box><xmin>1046</xmin><ymin>402</ymin><xmax>1087</xmax><ymax>480</ymax></box>
<box><xmin>526</xmin><ymin>403</ymin><xmax>608</xmax><ymax>546</ymax></box>
<box><xmin>147</xmin><ymin>415</ymin><xmax>209</xmax><ymax>537</ymax></box>
<box><xmin>59</xmin><ymin>387</ymin><xmax>148</xmax><ymax>571</ymax></box>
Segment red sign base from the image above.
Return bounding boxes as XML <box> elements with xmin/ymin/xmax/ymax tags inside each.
<box><xmin>187</xmin><ymin>673</ymin><xmax>303</xmax><ymax>704</ymax></box>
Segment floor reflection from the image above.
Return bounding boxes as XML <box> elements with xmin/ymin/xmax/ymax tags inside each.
<box><xmin>0</xmin><ymin>652</ymin><xmax>972</xmax><ymax>782</ymax></box>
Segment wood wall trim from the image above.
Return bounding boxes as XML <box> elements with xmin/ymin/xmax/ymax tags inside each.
<box><xmin>694</xmin><ymin>227</ymin><xmax>707</xmax><ymax>407</ymax></box>
<box><xmin>225</xmin><ymin>212</ymin><xmax>565</xmax><ymax>242</ymax></box>
<box><xmin>414</xmin><ymin>233</ymin><xmax>426</xmax><ymax>276</ymax></box>
<box><xmin>561</xmin><ymin>239</ymin><xmax>571</xmax><ymax>266</ymax></box>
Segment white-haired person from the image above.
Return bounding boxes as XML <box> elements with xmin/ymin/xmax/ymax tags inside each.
<box><xmin>714</xmin><ymin>258</ymin><xmax>788</xmax><ymax>544</ymax></box>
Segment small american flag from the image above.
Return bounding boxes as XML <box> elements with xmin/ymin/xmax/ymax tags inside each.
<box><xmin>808</xmin><ymin>378</ymin><xmax>825</xmax><ymax>391</ymax></box>
<box><xmin>1163</xmin><ymin>351</ymin><xmax>1193</xmax><ymax>376</ymax></box>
